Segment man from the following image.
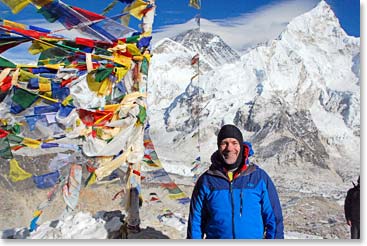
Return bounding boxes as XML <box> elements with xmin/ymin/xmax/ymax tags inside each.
<box><xmin>344</xmin><ymin>176</ymin><xmax>360</xmax><ymax>239</ymax></box>
<box><xmin>187</xmin><ymin>124</ymin><xmax>284</xmax><ymax>239</ymax></box>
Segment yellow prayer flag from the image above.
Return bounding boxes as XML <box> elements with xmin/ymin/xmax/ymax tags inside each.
<box><xmin>19</xmin><ymin>69</ymin><xmax>33</xmax><ymax>82</ymax></box>
<box><xmin>8</xmin><ymin>158</ymin><xmax>32</xmax><ymax>182</ymax></box>
<box><xmin>126</xmin><ymin>43</ymin><xmax>142</xmax><ymax>56</ymax></box>
<box><xmin>29</xmin><ymin>0</ymin><xmax>53</xmax><ymax>8</ymax></box>
<box><xmin>22</xmin><ymin>137</ymin><xmax>41</xmax><ymax>148</ymax></box>
<box><xmin>33</xmin><ymin>210</ymin><xmax>43</xmax><ymax>217</ymax></box>
<box><xmin>113</xmin><ymin>67</ymin><xmax>128</xmax><ymax>82</ymax></box>
<box><xmin>28</xmin><ymin>40</ymin><xmax>54</xmax><ymax>55</ymax></box>
<box><xmin>61</xmin><ymin>95</ymin><xmax>73</xmax><ymax>106</ymax></box>
<box><xmin>113</xmin><ymin>54</ymin><xmax>132</xmax><ymax>68</ymax></box>
<box><xmin>44</xmin><ymin>64</ymin><xmax>63</xmax><ymax>70</ymax></box>
<box><xmin>38</xmin><ymin>81</ymin><xmax>51</xmax><ymax>92</ymax></box>
<box><xmin>189</xmin><ymin>0</ymin><xmax>201</xmax><ymax>9</ymax></box>
<box><xmin>3</xmin><ymin>19</ymin><xmax>26</xmax><ymax>29</ymax></box>
<box><xmin>141</xmin><ymin>30</ymin><xmax>152</xmax><ymax>36</ymax></box>
<box><xmin>98</xmin><ymin>78</ymin><xmax>112</xmax><ymax>96</ymax></box>
<box><xmin>168</xmin><ymin>192</ymin><xmax>188</xmax><ymax>200</ymax></box>
<box><xmin>85</xmin><ymin>172</ymin><xmax>97</xmax><ymax>186</ymax></box>
<box><xmin>143</xmin><ymin>53</ymin><xmax>151</xmax><ymax>62</ymax></box>
<box><xmin>86</xmin><ymin>72</ymin><xmax>101</xmax><ymax>93</ymax></box>
<box><xmin>133</xmin><ymin>55</ymin><xmax>144</xmax><ymax>62</ymax></box>
<box><xmin>103</xmin><ymin>104</ymin><xmax>120</xmax><ymax>112</ymax></box>
<box><xmin>0</xmin><ymin>1</ymin><xmax>30</xmax><ymax>14</ymax></box>
<box><xmin>125</xmin><ymin>0</ymin><xmax>148</xmax><ymax>20</ymax></box>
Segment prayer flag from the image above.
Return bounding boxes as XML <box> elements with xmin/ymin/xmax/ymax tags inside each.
<box><xmin>33</xmin><ymin>170</ymin><xmax>60</xmax><ymax>189</ymax></box>
<box><xmin>124</xmin><ymin>0</ymin><xmax>148</xmax><ymax>20</ymax></box>
<box><xmin>189</xmin><ymin>0</ymin><xmax>201</xmax><ymax>9</ymax></box>
<box><xmin>3</xmin><ymin>19</ymin><xmax>26</xmax><ymax>29</ymax></box>
<box><xmin>0</xmin><ymin>137</ymin><xmax>12</xmax><ymax>159</ymax></box>
<box><xmin>0</xmin><ymin>0</ymin><xmax>30</xmax><ymax>14</ymax></box>
<box><xmin>9</xmin><ymin>158</ymin><xmax>32</xmax><ymax>182</ymax></box>
<box><xmin>11</xmin><ymin>87</ymin><xmax>39</xmax><ymax>109</ymax></box>
<box><xmin>22</xmin><ymin>137</ymin><xmax>42</xmax><ymax>148</ymax></box>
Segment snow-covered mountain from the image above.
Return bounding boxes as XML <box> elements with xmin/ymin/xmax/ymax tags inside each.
<box><xmin>147</xmin><ymin>0</ymin><xmax>360</xmax><ymax>200</ymax></box>
<box><xmin>173</xmin><ymin>28</ymin><xmax>240</xmax><ymax>68</ymax></box>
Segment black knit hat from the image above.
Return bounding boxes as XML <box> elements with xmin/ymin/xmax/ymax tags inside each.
<box><xmin>216</xmin><ymin>124</ymin><xmax>244</xmax><ymax>170</ymax></box>
<box><xmin>217</xmin><ymin>124</ymin><xmax>243</xmax><ymax>147</ymax></box>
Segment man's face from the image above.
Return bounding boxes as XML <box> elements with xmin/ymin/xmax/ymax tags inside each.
<box><xmin>219</xmin><ymin>138</ymin><xmax>241</xmax><ymax>165</ymax></box>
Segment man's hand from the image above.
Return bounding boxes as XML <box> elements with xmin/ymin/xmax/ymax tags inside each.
<box><xmin>347</xmin><ymin>220</ymin><xmax>352</xmax><ymax>226</ymax></box>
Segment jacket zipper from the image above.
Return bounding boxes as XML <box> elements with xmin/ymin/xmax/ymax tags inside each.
<box><xmin>240</xmin><ymin>191</ymin><xmax>243</xmax><ymax>217</ymax></box>
<box><xmin>230</xmin><ymin>181</ymin><xmax>235</xmax><ymax>238</ymax></box>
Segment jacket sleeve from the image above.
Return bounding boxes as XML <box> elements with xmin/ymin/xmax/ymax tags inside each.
<box><xmin>261</xmin><ymin>171</ymin><xmax>284</xmax><ymax>239</ymax></box>
<box><xmin>187</xmin><ymin>176</ymin><xmax>207</xmax><ymax>239</ymax></box>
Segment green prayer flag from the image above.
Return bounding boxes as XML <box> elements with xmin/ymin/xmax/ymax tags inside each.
<box><xmin>95</xmin><ymin>68</ymin><xmax>113</xmax><ymax>82</ymax></box>
<box><xmin>3</xmin><ymin>124</ymin><xmax>21</xmax><ymax>135</ymax></box>
<box><xmin>11</xmin><ymin>88</ymin><xmax>38</xmax><ymax>109</ymax></box>
<box><xmin>0</xmin><ymin>56</ymin><xmax>16</xmax><ymax>68</ymax></box>
<box><xmin>7</xmin><ymin>134</ymin><xmax>23</xmax><ymax>144</ymax></box>
<box><xmin>140</xmin><ymin>57</ymin><xmax>149</xmax><ymax>75</ymax></box>
<box><xmin>137</xmin><ymin>105</ymin><xmax>146</xmax><ymax>124</ymax></box>
<box><xmin>0</xmin><ymin>137</ymin><xmax>12</xmax><ymax>159</ymax></box>
<box><xmin>38</xmin><ymin>47</ymin><xmax>69</xmax><ymax>66</ymax></box>
<box><xmin>12</xmin><ymin>123</ymin><xmax>21</xmax><ymax>135</ymax></box>
<box><xmin>126</xmin><ymin>35</ymin><xmax>140</xmax><ymax>43</ymax></box>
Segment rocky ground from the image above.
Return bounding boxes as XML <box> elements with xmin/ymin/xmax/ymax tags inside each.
<box><xmin>0</xmin><ymin>177</ymin><xmax>350</xmax><ymax>239</ymax></box>
<box><xmin>0</xmin><ymin>153</ymin><xmax>351</xmax><ymax>239</ymax></box>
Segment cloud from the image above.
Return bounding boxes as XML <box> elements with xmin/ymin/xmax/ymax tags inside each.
<box><xmin>153</xmin><ymin>0</ymin><xmax>319</xmax><ymax>52</ymax></box>
<box><xmin>152</xmin><ymin>18</ymin><xmax>199</xmax><ymax>45</ymax></box>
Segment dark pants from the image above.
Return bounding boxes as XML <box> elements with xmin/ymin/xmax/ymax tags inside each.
<box><xmin>351</xmin><ymin>222</ymin><xmax>360</xmax><ymax>239</ymax></box>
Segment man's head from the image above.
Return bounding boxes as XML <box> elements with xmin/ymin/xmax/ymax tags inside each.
<box><xmin>217</xmin><ymin>124</ymin><xmax>244</xmax><ymax>167</ymax></box>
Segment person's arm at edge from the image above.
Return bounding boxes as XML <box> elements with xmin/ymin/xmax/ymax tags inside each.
<box><xmin>187</xmin><ymin>176</ymin><xmax>207</xmax><ymax>239</ymax></box>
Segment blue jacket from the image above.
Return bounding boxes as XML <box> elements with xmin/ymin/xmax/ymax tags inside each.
<box><xmin>187</xmin><ymin>146</ymin><xmax>284</xmax><ymax>239</ymax></box>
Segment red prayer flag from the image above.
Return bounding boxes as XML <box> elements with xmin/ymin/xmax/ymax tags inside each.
<box><xmin>0</xmin><ymin>129</ymin><xmax>9</xmax><ymax>138</ymax></box>
<box><xmin>0</xmin><ymin>76</ymin><xmax>12</xmax><ymax>92</ymax></box>
<box><xmin>75</xmin><ymin>37</ymin><xmax>95</xmax><ymax>48</ymax></box>
<box><xmin>71</xmin><ymin>6</ymin><xmax>105</xmax><ymax>21</ymax></box>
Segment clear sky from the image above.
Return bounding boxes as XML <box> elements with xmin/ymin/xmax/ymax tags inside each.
<box><xmin>0</xmin><ymin>0</ymin><xmax>360</xmax><ymax>61</ymax></box>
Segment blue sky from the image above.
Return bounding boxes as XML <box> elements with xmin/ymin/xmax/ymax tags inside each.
<box><xmin>0</xmin><ymin>0</ymin><xmax>360</xmax><ymax>35</ymax></box>
<box><xmin>0</xmin><ymin>0</ymin><xmax>360</xmax><ymax>62</ymax></box>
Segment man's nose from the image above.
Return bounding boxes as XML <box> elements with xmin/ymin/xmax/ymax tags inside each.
<box><xmin>226</xmin><ymin>143</ymin><xmax>235</xmax><ymax>151</ymax></box>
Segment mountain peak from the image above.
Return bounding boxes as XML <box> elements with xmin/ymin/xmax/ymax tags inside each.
<box><xmin>284</xmin><ymin>0</ymin><xmax>348</xmax><ymax>40</ymax></box>
<box><xmin>172</xmin><ymin>29</ymin><xmax>240</xmax><ymax>68</ymax></box>
<box><xmin>311</xmin><ymin>0</ymin><xmax>341</xmax><ymax>23</ymax></box>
